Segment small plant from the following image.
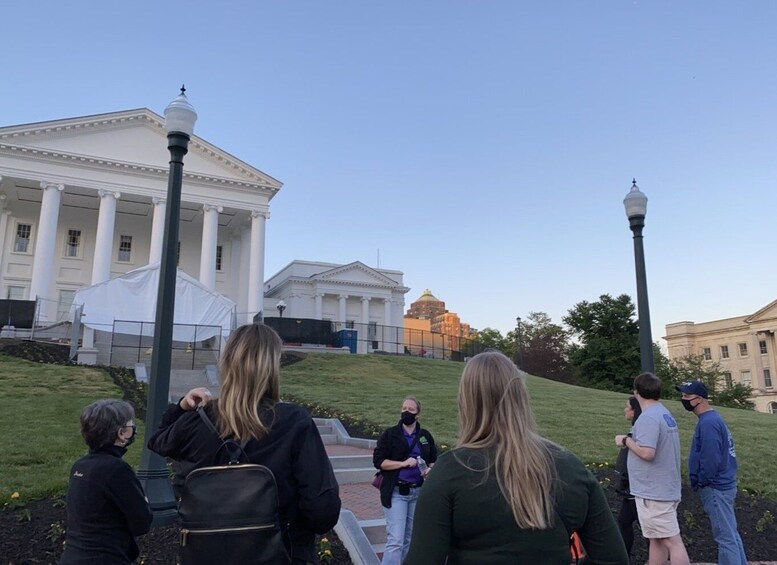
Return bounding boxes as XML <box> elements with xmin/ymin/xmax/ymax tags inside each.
<box><xmin>683</xmin><ymin>510</ymin><xmax>696</xmax><ymax>529</ymax></box>
<box><xmin>756</xmin><ymin>510</ymin><xmax>774</xmax><ymax>533</ymax></box>
<box><xmin>317</xmin><ymin>536</ymin><xmax>333</xmax><ymax>562</ymax></box>
<box><xmin>47</xmin><ymin>521</ymin><xmax>66</xmax><ymax>542</ymax></box>
<box><xmin>16</xmin><ymin>508</ymin><xmax>32</xmax><ymax>522</ymax></box>
<box><xmin>7</xmin><ymin>491</ymin><xmax>26</xmax><ymax>511</ymax></box>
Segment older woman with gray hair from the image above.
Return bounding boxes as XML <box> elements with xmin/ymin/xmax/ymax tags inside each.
<box><xmin>60</xmin><ymin>399</ymin><xmax>152</xmax><ymax>565</ymax></box>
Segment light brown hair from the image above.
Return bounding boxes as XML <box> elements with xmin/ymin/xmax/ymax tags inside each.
<box><xmin>216</xmin><ymin>323</ymin><xmax>283</xmax><ymax>441</ymax></box>
<box><xmin>457</xmin><ymin>351</ymin><xmax>555</xmax><ymax>529</ymax></box>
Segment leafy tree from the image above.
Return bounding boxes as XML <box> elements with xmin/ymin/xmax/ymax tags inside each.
<box><xmin>563</xmin><ymin>294</ymin><xmax>641</xmax><ymax>392</ymax></box>
<box><xmin>659</xmin><ymin>354</ymin><xmax>755</xmax><ymax>410</ymax></box>
<box><xmin>473</xmin><ymin>327</ymin><xmax>508</xmax><ymax>353</ymax></box>
<box><xmin>507</xmin><ymin>312</ymin><xmax>575</xmax><ymax>383</ymax></box>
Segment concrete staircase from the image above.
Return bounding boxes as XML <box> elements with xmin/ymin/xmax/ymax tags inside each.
<box><xmin>316</xmin><ymin>419</ymin><xmax>385</xmax><ymax>565</ymax></box>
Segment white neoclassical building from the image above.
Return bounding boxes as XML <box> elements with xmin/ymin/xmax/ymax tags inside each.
<box><xmin>264</xmin><ymin>260</ymin><xmax>409</xmax><ymax>353</ymax></box>
<box><xmin>0</xmin><ymin>108</ymin><xmax>281</xmax><ymax>325</ymax></box>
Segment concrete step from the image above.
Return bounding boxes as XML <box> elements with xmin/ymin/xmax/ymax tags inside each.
<box><xmin>359</xmin><ymin>519</ymin><xmax>386</xmax><ymax>545</ymax></box>
<box><xmin>329</xmin><ymin>454</ymin><xmax>373</xmax><ymax>470</ymax></box>
<box><xmin>320</xmin><ymin>433</ymin><xmax>338</xmax><ymax>445</ymax></box>
<box><xmin>334</xmin><ymin>467</ymin><xmax>377</xmax><ymax>485</ymax></box>
<box><xmin>316</xmin><ymin>424</ymin><xmax>334</xmax><ymax>435</ymax></box>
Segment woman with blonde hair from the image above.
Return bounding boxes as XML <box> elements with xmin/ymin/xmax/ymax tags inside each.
<box><xmin>148</xmin><ymin>323</ymin><xmax>340</xmax><ymax>564</ymax></box>
<box><xmin>405</xmin><ymin>350</ymin><xmax>628</xmax><ymax>565</ymax></box>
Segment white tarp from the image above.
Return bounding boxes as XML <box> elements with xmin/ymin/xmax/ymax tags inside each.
<box><xmin>73</xmin><ymin>262</ymin><xmax>236</xmax><ymax>341</ymax></box>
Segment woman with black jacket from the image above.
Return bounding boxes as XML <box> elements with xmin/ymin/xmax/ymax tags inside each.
<box><xmin>614</xmin><ymin>396</ymin><xmax>643</xmax><ymax>562</ymax></box>
<box><xmin>148</xmin><ymin>323</ymin><xmax>341</xmax><ymax>565</ymax></box>
<box><xmin>372</xmin><ymin>395</ymin><xmax>437</xmax><ymax>565</ymax></box>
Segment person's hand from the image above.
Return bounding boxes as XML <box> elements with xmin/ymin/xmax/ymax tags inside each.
<box><xmin>403</xmin><ymin>457</ymin><xmax>418</xmax><ymax>468</ymax></box>
<box><xmin>615</xmin><ymin>434</ymin><xmax>627</xmax><ymax>447</ymax></box>
<box><xmin>180</xmin><ymin>387</ymin><xmax>212</xmax><ymax>411</ymax></box>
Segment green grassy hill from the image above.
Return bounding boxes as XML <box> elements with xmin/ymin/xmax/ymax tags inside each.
<box><xmin>282</xmin><ymin>353</ymin><xmax>777</xmax><ymax>497</ymax></box>
<box><xmin>1</xmin><ymin>352</ymin><xmax>775</xmax><ymax>501</ymax></box>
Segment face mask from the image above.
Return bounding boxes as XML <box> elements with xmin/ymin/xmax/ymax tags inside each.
<box><xmin>681</xmin><ymin>399</ymin><xmax>696</xmax><ymax>412</ymax></box>
<box><xmin>120</xmin><ymin>425</ymin><xmax>137</xmax><ymax>447</ymax></box>
<box><xmin>400</xmin><ymin>411</ymin><xmax>417</xmax><ymax>426</ymax></box>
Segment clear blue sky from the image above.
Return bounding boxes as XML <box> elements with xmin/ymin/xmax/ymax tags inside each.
<box><xmin>3</xmin><ymin>1</ymin><xmax>776</xmax><ymax>341</ymax></box>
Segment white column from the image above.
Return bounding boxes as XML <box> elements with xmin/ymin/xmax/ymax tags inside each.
<box><xmin>238</xmin><ymin>227</ymin><xmax>251</xmax><ymax>322</ymax></box>
<box><xmin>199</xmin><ymin>204</ymin><xmax>222</xmax><ymax>290</ymax></box>
<box><xmin>383</xmin><ymin>298</ymin><xmax>392</xmax><ymax>327</ymax></box>
<box><xmin>314</xmin><ymin>293</ymin><xmax>324</xmax><ymax>320</ymax></box>
<box><xmin>0</xmin><ymin>191</ymin><xmax>8</xmax><ymax>292</ymax></box>
<box><xmin>338</xmin><ymin>294</ymin><xmax>348</xmax><ymax>324</ymax></box>
<box><xmin>361</xmin><ymin>296</ymin><xmax>371</xmax><ymax>324</ymax></box>
<box><xmin>91</xmin><ymin>190</ymin><xmax>120</xmax><ymax>284</ymax></box>
<box><xmin>29</xmin><ymin>182</ymin><xmax>64</xmax><ymax>317</ymax></box>
<box><xmin>148</xmin><ymin>197</ymin><xmax>166</xmax><ymax>264</ymax></box>
<box><xmin>247</xmin><ymin>210</ymin><xmax>268</xmax><ymax>318</ymax></box>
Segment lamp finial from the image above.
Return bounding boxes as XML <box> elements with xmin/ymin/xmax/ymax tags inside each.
<box><xmin>180</xmin><ymin>84</ymin><xmax>186</xmax><ymax>95</ymax></box>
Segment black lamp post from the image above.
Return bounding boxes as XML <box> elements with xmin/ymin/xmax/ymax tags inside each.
<box><xmin>515</xmin><ymin>316</ymin><xmax>524</xmax><ymax>369</ymax></box>
<box><xmin>276</xmin><ymin>300</ymin><xmax>287</xmax><ymax>318</ymax></box>
<box><xmin>137</xmin><ymin>87</ymin><xmax>197</xmax><ymax>526</ymax></box>
<box><xmin>623</xmin><ymin>179</ymin><xmax>655</xmax><ymax>373</ymax></box>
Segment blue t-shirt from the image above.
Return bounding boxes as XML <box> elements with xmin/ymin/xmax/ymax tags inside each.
<box><xmin>689</xmin><ymin>410</ymin><xmax>738</xmax><ymax>491</ymax></box>
<box><xmin>398</xmin><ymin>429</ymin><xmax>422</xmax><ymax>485</ymax></box>
<box><xmin>627</xmin><ymin>403</ymin><xmax>682</xmax><ymax>501</ymax></box>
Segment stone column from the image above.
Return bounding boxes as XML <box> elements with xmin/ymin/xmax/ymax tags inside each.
<box><xmin>29</xmin><ymin>182</ymin><xmax>64</xmax><ymax>318</ymax></box>
<box><xmin>314</xmin><ymin>293</ymin><xmax>324</xmax><ymax>320</ymax></box>
<box><xmin>338</xmin><ymin>294</ymin><xmax>348</xmax><ymax>324</ymax></box>
<box><xmin>383</xmin><ymin>298</ymin><xmax>392</xmax><ymax>327</ymax></box>
<box><xmin>247</xmin><ymin>210</ymin><xmax>268</xmax><ymax>318</ymax></box>
<box><xmin>199</xmin><ymin>204</ymin><xmax>222</xmax><ymax>290</ymax></box>
<box><xmin>91</xmin><ymin>190</ymin><xmax>121</xmax><ymax>284</ymax></box>
<box><xmin>148</xmin><ymin>197</ymin><xmax>167</xmax><ymax>264</ymax></box>
<box><xmin>0</xmin><ymin>191</ymin><xmax>8</xmax><ymax>293</ymax></box>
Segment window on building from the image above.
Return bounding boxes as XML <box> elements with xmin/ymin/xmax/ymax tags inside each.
<box><xmin>14</xmin><ymin>223</ymin><xmax>32</xmax><ymax>253</ymax></box>
<box><xmin>765</xmin><ymin>369</ymin><xmax>773</xmax><ymax>389</ymax></box>
<box><xmin>57</xmin><ymin>290</ymin><xmax>76</xmax><ymax>321</ymax></box>
<box><xmin>6</xmin><ymin>286</ymin><xmax>25</xmax><ymax>300</ymax></box>
<box><xmin>769</xmin><ymin>402</ymin><xmax>777</xmax><ymax>414</ymax></box>
<box><xmin>215</xmin><ymin>245</ymin><xmax>223</xmax><ymax>271</ymax></box>
<box><xmin>741</xmin><ymin>371</ymin><xmax>752</xmax><ymax>387</ymax></box>
<box><xmin>723</xmin><ymin>372</ymin><xmax>733</xmax><ymax>389</ymax></box>
<box><xmin>720</xmin><ymin>345</ymin><xmax>730</xmax><ymax>359</ymax></box>
<box><xmin>760</xmin><ymin>340</ymin><xmax>768</xmax><ymax>355</ymax></box>
<box><xmin>118</xmin><ymin>235</ymin><xmax>132</xmax><ymax>262</ymax></box>
<box><xmin>701</xmin><ymin>347</ymin><xmax>711</xmax><ymax>361</ymax></box>
<box><xmin>738</xmin><ymin>343</ymin><xmax>748</xmax><ymax>357</ymax></box>
<box><xmin>345</xmin><ymin>320</ymin><xmax>354</xmax><ymax>329</ymax></box>
<box><xmin>65</xmin><ymin>229</ymin><xmax>81</xmax><ymax>257</ymax></box>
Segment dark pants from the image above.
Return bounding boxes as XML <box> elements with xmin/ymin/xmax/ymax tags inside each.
<box><xmin>617</xmin><ymin>496</ymin><xmax>638</xmax><ymax>558</ymax></box>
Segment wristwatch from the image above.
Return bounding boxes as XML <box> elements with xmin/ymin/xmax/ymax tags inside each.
<box><xmin>621</xmin><ymin>436</ymin><xmax>629</xmax><ymax>447</ymax></box>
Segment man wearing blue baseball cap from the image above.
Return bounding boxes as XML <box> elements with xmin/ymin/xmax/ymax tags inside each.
<box><xmin>676</xmin><ymin>380</ymin><xmax>747</xmax><ymax>565</ymax></box>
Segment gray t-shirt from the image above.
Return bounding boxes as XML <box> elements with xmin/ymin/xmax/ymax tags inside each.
<box><xmin>627</xmin><ymin>402</ymin><xmax>682</xmax><ymax>501</ymax></box>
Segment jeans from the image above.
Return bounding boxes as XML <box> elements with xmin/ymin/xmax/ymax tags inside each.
<box><xmin>698</xmin><ymin>486</ymin><xmax>747</xmax><ymax>565</ymax></box>
<box><xmin>381</xmin><ymin>486</ymin><xmax>419</xmax><ymax>565</ymax></box>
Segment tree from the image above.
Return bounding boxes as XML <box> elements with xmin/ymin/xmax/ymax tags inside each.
<box><xmin>472</xmin><ymin>327</ymin><xmax>507</xmax><ymax>353</ymax></box>
<box><xmin>507</xmin><ymin>312</ymin><xmax>575</xmax><ymax>383</ymax></box>
<box><xmin>659</xmin><ymin>354</ymin><xmax>755</xmax><ymax>410</ymax></box>
<box><xmin>563</xmin><ymin>294</ymin><xmax>641</xmax><ymax>392</ymax></box>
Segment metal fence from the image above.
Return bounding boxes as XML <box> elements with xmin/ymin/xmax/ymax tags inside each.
<box><xmin>110</xmin><ymin>320</ymin><xmax>223</xmax><ymax>370</ymax></box>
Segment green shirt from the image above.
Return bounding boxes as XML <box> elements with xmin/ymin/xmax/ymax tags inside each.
<box><xmin>405</xmin><ymin>446</ymin><xmax>628</xmax><ymax>565</ymax></box>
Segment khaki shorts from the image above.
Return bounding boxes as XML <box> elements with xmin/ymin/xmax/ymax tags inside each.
<box><xmin>634</xmin><ymin>497</ymin><xmax>680</xmax><ymax>538</ymax></box>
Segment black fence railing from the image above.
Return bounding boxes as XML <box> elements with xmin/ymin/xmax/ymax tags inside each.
<box><xmin>264</xmin><ymin>317</ymin><xmax>488</xmax><ymax>361</ymax></box>
<box><xmin>110</xmin><ymin>320</ymin><xmax>223</xmax><ymax>370</ymax></box>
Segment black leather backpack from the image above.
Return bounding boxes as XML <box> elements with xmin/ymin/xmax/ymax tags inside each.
<box><xmin>177</xmin><ymin>408</ymin><xmax>291</xmax><ymax>565</ymax></box>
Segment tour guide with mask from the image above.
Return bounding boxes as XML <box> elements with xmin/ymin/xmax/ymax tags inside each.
<box><xmin>373</xmin><ymin>396</ymin><xmax>438</xmax><ymax>565</ymax></box>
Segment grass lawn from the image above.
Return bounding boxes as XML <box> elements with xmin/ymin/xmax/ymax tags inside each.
<box><xmin>0</xmin><ymin>355</ymin><xmax>144</xmax><ymax>501</ymax></box>
<box><xmin>281</xmin><ymin>353</ymin><xmax>777</xmax><ymax>498</ymax></box>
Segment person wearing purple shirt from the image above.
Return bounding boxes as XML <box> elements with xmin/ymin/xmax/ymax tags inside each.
<box><xmin>373</xmin><ymin>395</ymin><xmax>437</xmax><ymax>565</ymax></box>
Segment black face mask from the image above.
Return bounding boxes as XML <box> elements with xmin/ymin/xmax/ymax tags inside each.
<box><xmin>120</xmin><ymin>425</ymin><xmax>137</xmax><ymax>447</ymax></box>
<box><xmin>400</xmin><ymin>411</ymin><xmax>417</xmax><ymax>426</ymax></box>
<box><xmin>681</xmin><ymin>399</ymin><xmax>696</xmax><ymax>412</ymax></box>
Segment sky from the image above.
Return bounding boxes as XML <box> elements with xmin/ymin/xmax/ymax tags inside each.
<box><xmin>2</xmin><ymin>1</ymin><xmax>776</xmax><ymax>342</ymax></box>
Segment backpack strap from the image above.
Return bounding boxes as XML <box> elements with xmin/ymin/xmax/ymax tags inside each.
<box><xmin>197</xmin><ymin>406</ymin><xmax>250</xmax><ymax>465</ymax></box>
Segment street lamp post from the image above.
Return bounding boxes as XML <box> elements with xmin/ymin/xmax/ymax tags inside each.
<box><xmin>276</xmin><ymin>300</ymin><xmax>287</xmax><ymax>318</ymax></box>
<box><xmin>515</xmin><ymin>316</ymin><xmax>524</xmax><ymax>369</ymax></box>
<box><xmin>623</xmin><ymin>179</ymin><xmax>655</xmax><ymax>374</ymax></box>
<box><xmin>137</xmin><ymin>87</ymin><xmax>197</xmax><ymax>526</ymax></box>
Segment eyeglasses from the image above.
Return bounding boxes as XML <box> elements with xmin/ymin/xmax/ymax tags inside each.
<box><xmin>120</xmin><ymin>424</ymin><xmax>137</xmax><ymax>434</ymax></box>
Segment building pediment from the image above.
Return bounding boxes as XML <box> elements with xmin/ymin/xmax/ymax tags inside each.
<box><xmin>0</xmin><ymin>109</ymin><xmax>282</xmax><ymax>194</ymax></box>
<box><xmin>745</xmin><ymin>299</ymin><xmax>777</xmax><ymax>324</ymax></box>
<box><xmin>313</xmin><ymin>261</ymin><xmax>401</xmax><ymax>288</ymax></box>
